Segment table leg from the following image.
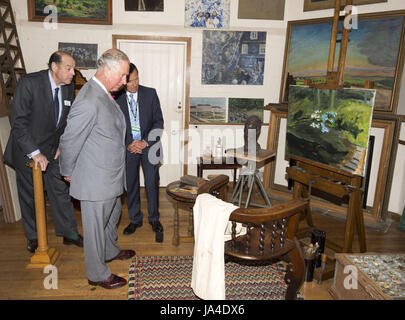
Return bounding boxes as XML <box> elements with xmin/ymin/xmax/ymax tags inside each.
<box><xmin>255</xmin><ymin>173</ymin><xmax>272</xmax><ymax>207</ymax></box>
<box><xmin>172</xmin><ymin>200</ymin><xmax>180</xmax><ymax>246</ymax></box>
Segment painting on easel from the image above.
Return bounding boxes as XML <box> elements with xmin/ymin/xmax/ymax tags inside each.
<box><xmin>286</xmin><ymin>85</ymin><xmax>376</xmax><ymax>176</ymax></box>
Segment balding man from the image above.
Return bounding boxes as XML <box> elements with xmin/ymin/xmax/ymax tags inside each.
<box><xmin>59</xmin><ymin>49</ymin><xmax>135</xmax><ymax>289</ymax></box>
<box><xmin>4</xmin><ymin>51</ymin><xmax>83</xmax><ymax>253</ymax></box>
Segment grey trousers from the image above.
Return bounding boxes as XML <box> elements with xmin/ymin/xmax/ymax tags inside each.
<box><xmin>80</xmin><ymin>197</ymin><xmax>122</xmax><ymax>282</ymax></box>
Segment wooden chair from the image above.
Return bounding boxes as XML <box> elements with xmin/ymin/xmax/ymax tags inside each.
<box><xmin>224</xmin><ymin>199</ymin><xmax>308</xmax><ymax>300</ymax></box>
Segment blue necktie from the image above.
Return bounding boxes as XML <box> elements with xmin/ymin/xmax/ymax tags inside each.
<box><xmin>129</xmin><ymin>94</ymin><xmax>141</xmax><ymax>140</ymax></box>
<box><xmin>54</xmin><ymin>87</ymin><xmax>59</xmax><ymax>125</ymax></box>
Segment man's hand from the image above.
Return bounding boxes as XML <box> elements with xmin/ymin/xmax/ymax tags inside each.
<box><xmin>64</xmin><ymin>176</ymin><xmax>71</xmax><ymax>183</ymax></box>
<box><xmin>127</xmin><ymin>140</ymin><xmax>147</xmax><ymax>154</ymax></box>
<box><xmin>54</xmin><ymin>147</ymin><xmax>60</xmax><ymax>160</ymax></box>
<box><xmin>32</xmin><ymin>153</ymin><xmax>49</xmax><ymax>171</ymax></box>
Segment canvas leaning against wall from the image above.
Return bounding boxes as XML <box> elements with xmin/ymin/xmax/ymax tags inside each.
<box><xmin>189</xmin><ymin>97</ymin><xmax>226</xmax><ymax>123</ymax></box>
<box><xmin>202</xmin><ymin>31</ymin><xmax>266</xmax><ymax>85</ymax></box>
<box><xmin>185</xmin><ymin>0</ymin><xmax>230</xmax><ymax>29</ymax></box>
<box><xmin>286</xmin><ymin>85</ymin><xmax>376</xmax><ymax>176</ymax></box>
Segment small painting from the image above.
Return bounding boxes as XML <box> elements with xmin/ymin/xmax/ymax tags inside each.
<box><xmin>286</xmin><ymin>85</ymin><xmax>376</xmax><ymax>176</ymax></box>
<box><xmin>58</xmin><ymin>42</ymin><xmax>98</xmax><ymax>69</ymax></box>
<box><xmin>28</xmin><ymin>0</ymin><xmax>112</xmax><ymax>25</ymax></box>
<box><xmin>228</xmin><ymin>98</ymin><xmax>264</xmax><ymax>123</ymax></box>
<box><xmin>124</xmin><ymin>0</ymin><xmax>164</xmax><ymax>11</ymax></box>
<box><xmin>202</xmin><ymin>31</ymin><xmax>266</xmax><ymax>85</ymax></box>
<box><xmin>238</xmin><ymin>0</ymin><xmax>285</xmax><ymax>20</ymax></box>
<box><xmin>189</xmin><ymin>97</ymin><xmax>226</xmax><ymax>123</ymax></box>
<box><xmin>185</xmin><ymin>0</ymin><xmax>230</xmax><ymax>29</ymax></box>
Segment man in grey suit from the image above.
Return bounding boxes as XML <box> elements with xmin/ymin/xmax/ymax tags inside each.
<box><xmin>3</xmin><ymin>51</ymin><xmax>83</xmax><ymax>253</ymax></box>
<box><xmin>59</xmin><ymin>49</ymin><xmax>135</xmax><ymax>290</ymax></box>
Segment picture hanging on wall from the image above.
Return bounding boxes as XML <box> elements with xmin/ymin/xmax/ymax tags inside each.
<box><xmin>238</xmin><ymin>0</ymin><xmax>285</xmax><ymax>20</ymax></box>
<box><xmin>228</xmin><ymin>98</ymin><xmax>264</xmax><ymax>123</ymax></box>
<box><xmin>202</xmin><ymin>31</ymin><xmax>266</xmax><ymax>85</ymax></box>
<box><xmin>189</xmin><ymin>97</ymin><xmax>226</xmax><ymax>123</ymax></box>
<box><xmin>124</xmin><ymin>0</ymin><xmax>164</xmax><ymax>11</ymax></box>
<box><xmin>303</xmin><ymin>0</ymin><xmax>387</xmax><ymax>12</ymax></box>
<box><xmin>280</xmin><ymin>11</ymin><xmax>405</xmax><ymax>113</ymax></box>
<box><xmin>58</xmin><ymin>42</ymin><xmax>98</xmax><ymax>69</ymax></box>
<box><xmin>185</xmin><ymin>0</ymin><xmax>230</xmax><ymax>29</ymax></box>
<box><xmin>27</xmin><ymin>0</ymin><xmax>112</xmax><ymax>25</ymax></box>
<box><xmin>286</xmin><ymin>85</ymin><xmax>376</xmax><ymax>176</ymax></box>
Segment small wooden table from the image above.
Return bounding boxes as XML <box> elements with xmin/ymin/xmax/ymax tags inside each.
<box><xmin>197</xmin><ymin>156</ymin><xmax>241</xmax><ymax>185</ymax></box>
<box><xmin>166</xmin><ymin>181</ymin><xmax>197</xmax><ymax>246</ymax></box>
<box><xmin>226</xmin><ymin>148</ymin><xmax>276</xmax><ymax>208</ymax></box>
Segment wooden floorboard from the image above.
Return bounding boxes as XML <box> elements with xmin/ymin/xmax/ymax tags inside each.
<box><xmin>0</xmin><ymin>185</ymin><xmax>404</xmax><ymax>300</ymax></box>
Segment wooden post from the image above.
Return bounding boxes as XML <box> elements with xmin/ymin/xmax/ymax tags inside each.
<box><xmin>26</xmin><ymin>161</ymin><xmax>59</xmax><ymax>269</ymax></box>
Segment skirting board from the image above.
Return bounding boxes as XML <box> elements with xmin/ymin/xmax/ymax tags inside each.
<box><xmin>0</xmin><ymin>117</ymin><xmax>21</xmax><ymax>223</ymax></box>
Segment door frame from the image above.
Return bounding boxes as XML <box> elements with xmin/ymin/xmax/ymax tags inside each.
<box><xmin>112</xmin><ymin>35</ymin><xmax>192</xmax><ymax>176</ymax></box>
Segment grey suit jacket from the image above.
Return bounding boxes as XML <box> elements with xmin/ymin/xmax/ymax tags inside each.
<box><xmin>59</xmin><ymin>78</ymin><xmax>126</xmax><ymax>201</ymax></box>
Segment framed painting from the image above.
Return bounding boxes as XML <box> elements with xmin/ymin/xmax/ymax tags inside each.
<box><xmin>238</xmin><ymin>0</ymin><xmax>285</xmax><ymax>20</ymax></box>
<box><xmin>304</xmin><ymin>0</ymin><xmax>388</xmax><ymax>12</ymax></box>
<box><xmin>189</xmin><ymin>97</ymin><xmax>226</xmax><ymax>123</ymax></box>
<box><xmin>286</xmin><ymin>85</ymin><xmax>375</xmax><ymax>176</ymax></box>
<box><xmin>58</xmin><ymin>42</ymin><xmax>98</xmax><ymax>69</ymax></box>
<box><xmin>125</xmin><ymin>0</ymin><xmax>164</xmax><ymax>12</ymax></box>
<box><xmin>185</xmin><ymin>0</ymin><xmax>230</xmax><ymax>29</ymax></box>
<box><xmin>280</xmin><ymin>10</ymin><xmax>405</xmax><ymax>113</ymax></box>
<box><xmin>202</xmin><ymin>31</ymin><xmax>266</xmax><ymax>85</ymax></box>
<box><xmin>228</xmin><ymin>98</ymin><xmax>264</xmax><ymax>123</ymax></box>
<box><xmin>27</xmin><ymin>0</ymin><xmax>112</xmax><ymax>25</ymax></box>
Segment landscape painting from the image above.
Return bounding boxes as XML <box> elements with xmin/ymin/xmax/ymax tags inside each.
<box><xmin>124</xmin><ymin>0</ymin><xmax>164</xmax><ymax>11</ymax></box>
<box><xmin>281</xmin><ymin>13</ymin><xmax>405</xmax><ymax>112</ymax></box>
<box><xmin>58</xmin><ymin>42</ymin><xmax>98</xmax><ymax>69</ymax></box>
<box><xmin>286</xmin><ymin>85</ymin><xmax>376</xmax><ymax>176</ymax></box>
<box><xmin>228</xmin><ymin>98</ymin><xmax>264</xmax><ymax>123</ymax></box>
<box><xmin>28</xmin><ymin>0</ymin><xmax>112</xmax><ymax>25</ymax></box>
<box><xmin>185</xmin><ymin>0</ymin><xmax>230</xmax><ymax>29</ymax></box>
<box><xmin>202</xmin><ymin>31</ymin><xmax>266</xmax><ymax>85</ymax></box>
<box><xmin>189</xmin><ymin>97</ymin><xmax>226</xmax><ymax>123</ymax></box>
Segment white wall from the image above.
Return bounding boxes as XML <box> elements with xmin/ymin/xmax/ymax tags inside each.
<box><xmin>9</xmin><ymin>0</ymin><xmax>405</xmax><ymax>214</ymax></box>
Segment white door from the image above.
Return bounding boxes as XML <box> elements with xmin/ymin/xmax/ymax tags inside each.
<box><xmin>116</xmin><ymin>38</ymin><xmax>188</xmax><ymax>186</ymax></box>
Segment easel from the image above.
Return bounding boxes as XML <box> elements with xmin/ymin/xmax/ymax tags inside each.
<box><xmin>286</xmin><ymin>0</ymin><xmax>369</xmax><ymax>281</ymax></box>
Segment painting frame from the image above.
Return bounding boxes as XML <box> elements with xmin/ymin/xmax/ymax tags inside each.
<box><xmin>280</xmin><ymin>10</ymin><xmax>405</xmax><ymax>113</ymax></box>
<box><xmin>303</xmin><ymin>0</ymin><xmax>388</xmax><ymax>12</ymax></box>
<box><xmin>27</xmin><ymin>0</ymin><xmax>113</xmax><ymax>25</ymax></box>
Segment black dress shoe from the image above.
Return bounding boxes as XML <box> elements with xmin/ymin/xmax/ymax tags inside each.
<box><xmin>88</xmin><ymin>274</ymin><xmax>127</xmax><ymax>289</ymax></box>
<box><xmin>63</xmin><ymin>234</ymin><xmax>83</xmax><ymax>247</ymax></box>
<box><xmin>123</xmin><ymin>222</ymin><xmax>142</xmax><ymax>235</ymax></box>
<box><xmin>106</xmin><ymin>249</ymin><xmax>136</xmax><ymax>262</ymax></box>
<box><xmin>150</xmin><ymin>220</ymin><xmax>164</xmax><ymax>243</ymax></box>
<box><xmin>27</xmin><ymin>239</ymin><xmax>38</xmax><ymax>253</ymax></box>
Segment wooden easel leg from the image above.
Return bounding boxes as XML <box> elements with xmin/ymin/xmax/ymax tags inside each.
<box><xmin>27</xmin><ymin>163</ymin><xmax>59</xmax><ymax>269</ymax></box>
<box><xmin>343</xmin><ymin>192</ymin><xmax>357</xmax><ymax>253</ymax></box>
<box><xmin>355</xmin><ymin>192</ymin><xmax>367</xmax><ymax>253</ymax></box>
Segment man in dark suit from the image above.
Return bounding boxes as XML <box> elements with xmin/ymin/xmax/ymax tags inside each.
<box><xmin>3</xmin><ymin>51</ymin><xmax>83</xmax><ymax>253</ymax></box>
<box><xmin>115</xmin><ymin>63</ymin><xmax>164</xmax><ymax>242</ymax></box>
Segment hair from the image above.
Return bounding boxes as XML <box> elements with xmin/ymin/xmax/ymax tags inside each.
<box><xmin>127</xmin><ymin>63</ymin><xmax>139</xmax><ymax>82</ymax></box>
<box><xmin>48</xmin><ymin>51</ymin><xmax>68</xmax><ymax>70</ymax></box>
<box><xmin>96</xmin><ymin>49</ymin><xmax>129</xmax><ymax>73</ymax></box>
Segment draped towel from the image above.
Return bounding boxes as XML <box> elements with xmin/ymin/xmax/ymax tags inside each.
<box><xmin>191</xmin><ymin>193</ymin><xmax>245</xmax><ymax>300</ymax></box>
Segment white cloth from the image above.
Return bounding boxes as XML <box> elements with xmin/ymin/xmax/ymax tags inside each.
<box><xmin>191</xmin><ymin>193</ymin><xmax>245</xmax><ymax>300</ymax></box>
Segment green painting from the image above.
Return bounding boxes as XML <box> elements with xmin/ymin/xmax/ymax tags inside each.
<box><xmin>286</xmin><ymin>85</ymin><xmax>375</xmax><ymax>176</ymax></box>
<box><xmin>228</xmin><ymin>98</ymin><xmax>264</xmax><ymax>123</ymax></box>
<box><xmin>34</xmin><ymin>0</ymin><xmax>107</xmax><ymax>18</ymax></box>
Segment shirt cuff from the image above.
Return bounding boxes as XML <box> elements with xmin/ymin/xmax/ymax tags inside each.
<box><xmin>28</xmin><ymin>149</ymin><xmax>40</xmax><ymax>159</ymax></box>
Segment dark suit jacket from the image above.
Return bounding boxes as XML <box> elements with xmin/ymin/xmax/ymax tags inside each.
<box><xmin>115</xmin><ymin>85</ymin><xmax>164</xmax><ymax>162</ymax></box>
<box><xmin>3</xmin><ymin>69</ymin><xmax>75</xmax><ymax>170</ymax></box>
